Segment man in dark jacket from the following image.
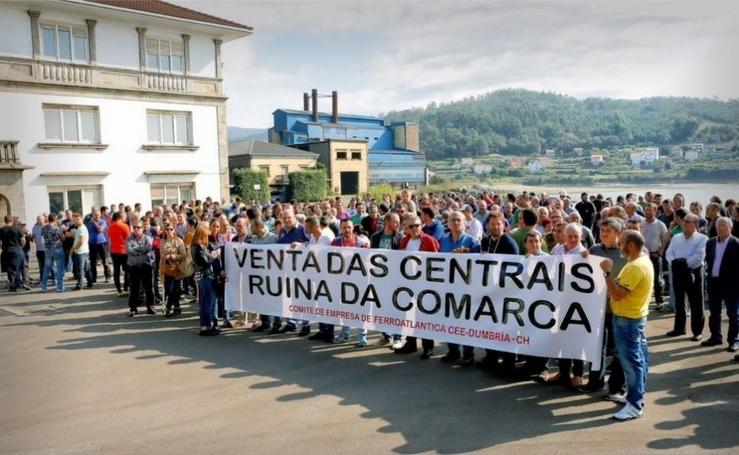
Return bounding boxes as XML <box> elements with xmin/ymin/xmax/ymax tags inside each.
<box><xmin>478</xmin><ymin>212</ymin><xmax>519</xmax><ymax>374</ymax></box>
<box><xmin>702</xmin><ymin>217</ymin><xmax>739</xmax><ymax>354</ymax></box>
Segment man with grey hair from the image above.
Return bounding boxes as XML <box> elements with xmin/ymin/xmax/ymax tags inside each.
<box><xmin>567</xmin><ymin>211</ymin><xmax>595</xmax><ymax>249</ymax></box>
<box><xmin>703</xmin><ymin>217</ymin><xmax>739</xmax><ymax>353</ymax></box>
<box><xmin>665</xmin><ymin>213</ymin><xmax>708</xmax><ymax>340</ymax></box>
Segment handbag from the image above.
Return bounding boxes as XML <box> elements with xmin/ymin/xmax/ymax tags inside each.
<box><xmin>162</xmin><ymin>261</ymin><xmax>179</xmax><ymax>277</ymax></box>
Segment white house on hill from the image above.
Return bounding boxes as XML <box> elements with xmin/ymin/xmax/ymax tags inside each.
<box><xmin>0</xmin><ymin>0</ymin><xmax>252</xmax><ymax>220</ymax></box>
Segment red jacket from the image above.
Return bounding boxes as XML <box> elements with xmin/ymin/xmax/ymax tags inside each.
<box><xmin>400</xmin><ymin>233</ymin><xmax>439</xmax><ymax>252</ymax></box>
<box><xmin>108</xmin><ymin>221</ymin><xmax>130</xmax><ymax>255</ymax></box>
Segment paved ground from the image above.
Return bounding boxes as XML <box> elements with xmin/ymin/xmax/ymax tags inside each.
<box><xmin>0</xmin><ymin>278</ymin><xmax>737</xmax><ymax>454</ymax></box>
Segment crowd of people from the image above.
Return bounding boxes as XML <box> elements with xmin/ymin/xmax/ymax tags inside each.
<box><xmin>1</xmin><ymin>188</ymin><xmax>738</xmax><ymax>421</ymax></box>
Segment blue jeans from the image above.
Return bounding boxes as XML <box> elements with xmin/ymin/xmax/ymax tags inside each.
<box><xmin>42</xmin><ymin>248</ymin><xmax>66</xmax><ymax>291</ymax></box>
<box><xmin>73</xmin><ymin>253</ymin><xmax>92</xmax><ymax>287</ymax></box>
<box><xmin>612</xmin><ymin>315</ymin><xmax>648</xmax><ymax>410</ymax></box>
<box><xmin>198</xmin><ymin>276</ymin><xmax>216</xmax><ymax>328</ymax></box>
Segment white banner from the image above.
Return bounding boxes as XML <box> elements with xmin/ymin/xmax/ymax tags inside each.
<box><xmin>225</xmin><ymin>243</ymin><xmax>607</xmax><ymax>368</ymax></box>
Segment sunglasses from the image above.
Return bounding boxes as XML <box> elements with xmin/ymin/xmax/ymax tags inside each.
<box><xmin>409</xmin><ymin>224</ymin><xmax>421</xmax><ymax>228</ymax></box>
<box><xmin>133</xmin><ymin>226</ymin><xmax>142</xmax><ymax>229</ymax></box>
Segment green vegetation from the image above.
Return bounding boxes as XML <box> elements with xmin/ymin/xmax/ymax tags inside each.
<box><xmin>231</xmin><ymin>168</ymin><xmax>270</xmax><ymax>204</ymax></box>
<box><xmin>386</xmin><ymin>89</ymin><xmax>739</xmax><ymax>159</ymax></box>
<box><xmin>287</xmin><ymin>169</ymin><xmax>328</xmax><ymax>202</ymax></box>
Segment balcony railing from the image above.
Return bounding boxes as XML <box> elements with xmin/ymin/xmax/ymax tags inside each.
<box><xmin>0</xmin><ymin>56</ymin><xmax>222</xmax><ymax>98</ymax></box>
<box><xmin>0</xmin><ymin>141</ymin><xmax>19</xmax><ymax>164</ymax></box>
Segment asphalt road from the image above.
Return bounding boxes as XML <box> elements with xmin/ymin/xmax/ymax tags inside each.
<box><xmin>0</xmin><ymin>280</ymin><xmax>737</xmax><ymax>454</ymax></box>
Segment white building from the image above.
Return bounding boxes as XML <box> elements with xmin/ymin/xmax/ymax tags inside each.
<box><xmin>544</xmin><ymin>149</ymin><xmax>555</xmax><ymax>158</ymax></box>
<box><xmin>0</xmin><ymin>0</ymin><xmax>252</xmax><ymax>220</ymax></box>
<box><xmin>685</xmin><ymin>150</ymin><xmax>700</xmax><ymax>162</ymax></box>
<box><xmin>590</xmin><ymin>154</ymin><xmax>604</xmax><ymax>165</ymax></box>
<box><xmin>526</xmin><ymin>158</ymin><xmax>549</xmax><ymax>173</ymax></box>
<box><xmin>473</xmin><ymin>163</ymin><xmax>492</xmax><ymax>175</ymax></box>
<box><xmin>461</xmin><ymin>157</ymin><xmax>473</xmax><ymax>166</ymax></box>
<box><xmin>630</xmin><ymin>147</ymin><xmax>660</xmax><ymax>167</ymax></box>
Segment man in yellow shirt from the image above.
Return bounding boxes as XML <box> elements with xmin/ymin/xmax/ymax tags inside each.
<box><xmin>600</xmin><ymin>230</ymin><xmax>654</xmax><ymax>421</ymax></box>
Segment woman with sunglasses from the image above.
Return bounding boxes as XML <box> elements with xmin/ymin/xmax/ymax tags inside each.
<box><xmin>160</xmin><ymin>223</ymin><xmax>187</xmax><ymax>317</ymax></box>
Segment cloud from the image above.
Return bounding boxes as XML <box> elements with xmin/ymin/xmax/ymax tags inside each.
<box><xmin>173</xmin><ymin>0</ymin><xmax>739</xmax><ymax>126</ymax></box>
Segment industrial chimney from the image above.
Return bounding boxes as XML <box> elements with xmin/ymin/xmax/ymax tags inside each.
<box><xmin>303</xmin><ymin>92</ymin><xmax>309</xmax><ymax>111</ymax></box>
<box><xmin>331</xmin><ymin>91</ymin><xmax>338</xmax><ymax>124</ymax></box>
<box><xmin>311</xmin><ymin>88</ymin><xmax>318</xmax><ymax>122</ymax></box>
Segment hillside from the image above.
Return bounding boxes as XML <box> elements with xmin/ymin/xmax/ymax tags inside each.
<box><xmin>227</xmin><ymin>126</ymin><xmax>268</xmax><ymax>142</ymax></box>
<box><xmin>385</xmin><ymin>89</ymin><xmax>739</xmax><ymax>159</ymax></box>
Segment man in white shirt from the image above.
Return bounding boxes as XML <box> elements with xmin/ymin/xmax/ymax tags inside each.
<box><xmin>665</xmin><ymin>213</ymin><xmax>708</xmax><ymax>340</ymax></box>
<box><xmin>306</xmin><ymin>216</ymin><xmax>335</xmax><ymax>246</ymax></box>
<box><xmin>463</xmin><ymin>205</ymin><xmax>483</xmax><ymax>242</ymax></box>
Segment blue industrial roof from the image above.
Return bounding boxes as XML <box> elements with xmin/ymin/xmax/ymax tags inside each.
<box><xmin>294</xmin><ymin>120</ymin><xmax>386</xmax><ymax>131</ymax></box>
<box><xmin>273</xmin><ymin>108</ymin><xmax>385</xmax><ymax>122</ymax></box>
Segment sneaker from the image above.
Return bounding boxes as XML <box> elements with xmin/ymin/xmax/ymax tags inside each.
<box><xmin>613</xmin><ymin>402</ymin><xmax>643</xmax><ymax>421</ymax></box>
<box><xmin>332</xmin><ymin>333</ymin><xmax>350</xmax><ymax>344</ymax></box>
<box><xmin>357</xmin><ymin>337</ymin><xmax>368</xmax><ymax>348</ymax></box>
<box><xmin>391</xmin><ymin>340</ymin><xmax>404</xmax><ymax>350</ymax></box>
<box><xmin>297</xmin><ymin>326</ymin><xmax>310</xmax><ymax>337</ymax></box>
<box><xmin>603</xmin><ymin>392</ymin><xmax>627</xmax><ymax>404</ymax></box>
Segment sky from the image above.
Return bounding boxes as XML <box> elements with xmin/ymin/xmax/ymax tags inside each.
<box><xmin>173</xmin><ymin>0</ymin><xmax>739</xmax><ymax>128</ymax></box>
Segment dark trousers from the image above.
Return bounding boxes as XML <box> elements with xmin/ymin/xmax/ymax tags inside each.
<box><xmin>483</xmin><ymin>349</ymin><xmax>515</xmax><ymax>370</ymax></box>
<box><xmin>649</xmin><ymin>253</ymin><xmax>664</xmax><ymax>303</ymax></box>
<box><xmin>707</xmin><ymin>279</ymin><xmax>739</xmax><ymax>344</ymax></box>
<box><xmin>36</xmin><ymin>250</ymin><xmax>46</xmax><ymax>281</ymax></box>
<box><xmin>405</xmin><ymin>336</ymin><xmax>434</xmax><ymax>351</ymax></box>
<box><xmin>447</xmin><ymin>343</ymin><xmax>474</xmax><ymax>359</ymax></box>
<box><xmin>319</xmin><ymin>322</ymin><xmax>334</xmax><ymax>340</ymax></box>
<box><xmin>163</xmin><ymin>276</ymin><xmax>181</xmax><ymax>310</ymax></box>
<box><xmin>4</xmin><ymin>247</ymin><xmax>23</xmax><ymax>289</ymax></box>
<box><xmin>89</xmin><ymin>243</ymin><xmax>110</xmax><ymax>283</ymax></box>
<box><xmin>128</xmin><ymin>264</ymin><xmax>154</xmax><ymax>311</ymax></box>
<box><xmin>111</xmin><ymin>253</ymin><xmax>128</xmax><ymax>293</ymax></box>
<box><xmin>558</xmin><ymin>359</ymin><xmax>584</xmax><ymax>377</ymax></box>
<box><xmin>587</xmin><ymin>312</ymin><xmax>625</xmax><ymax>391</ymax></box>
<box><xmin>672</xmin><ymin>261</ymin><xmax>705</xmax><ymax>336</ymax></box>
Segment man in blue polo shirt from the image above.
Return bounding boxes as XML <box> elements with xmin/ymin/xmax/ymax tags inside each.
<box><xmin>275</xmin><ymin>207</ymin><xmax>310</xmax><ymax>334</ymax></box>
<box><xmin>439</xmin><ymin>210</ymin><xmax>480</xmax><ymax>367</ymax></box>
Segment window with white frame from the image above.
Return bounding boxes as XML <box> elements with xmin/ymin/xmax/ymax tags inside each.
<box><xmin>41</xmin><ymin>24</ymin><xmax>88</xmax><ymax>62</ymax></box>
<box><xmin>43</xmin><ymin>105</ymin><xmax>99</xmax><ymax>143</ymax></box>
<box><xmin>146</xmin><ymin>111</ymin><xmax>191</xmax><ymax>145</ymax></box>
<box><xmin>146</xmin><ymin>39</ymin><xmax>184</xmax><ymax>74</ymax></box>
<box><xmin>151</xmin><ymin>183</ymin><xmax>193</xmax><ymax>207</ymax></box>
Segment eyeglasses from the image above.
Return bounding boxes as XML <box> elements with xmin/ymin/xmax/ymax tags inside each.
<box><xmin>133</xmin><ymin>226</ymin><xmax>142</xmax><ymax>229</ymax></box>
<box><xmin>409</xmin><ymin>224</ymin><xmax>421</xmax><ymax>228</ymax></box>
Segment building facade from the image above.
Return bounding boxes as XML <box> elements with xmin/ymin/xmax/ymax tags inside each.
<box><xmin>269</xmin><ymin>90</ymin><xmax>426</xmax><ymax>189</ymax></box>
<box><xmin>0</xmin><ymin>0</ymin><xmax>251</xmax><ymax>220</ymax></box>
<box><xmin>290</xmin><ymin>139</ymin><xmax>369</xmax><ymax>195</ymax></box>
<box><xmin>228</xmin><ymin>139</ymin><xmax>318</xmax><ymax>199</ymax></box>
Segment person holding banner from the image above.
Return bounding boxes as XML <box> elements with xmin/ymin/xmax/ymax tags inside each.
<box><xmin>331</xmin><ymin>219</ymin><xmax>370</xmax><ymax>345</ymax></box>
<box><xmin>544</xmin><ymin>223</ymin><xmax>589</xmax><ymax>387</ymax></box>
<box><xmin>306</xmin><ymin>216</ymin><xmax>337</xmax><ymax>342</ymax></box>
<box><xmin>248</xmin><ymin>218</ymin><xmax>279</xmax><ymax>333</ymax></box>
<box><xmin>276</xmin><ymin>208</ymin><xmax>311</xmax><ymax>335</ymax></box>
<box><xmin>478</xmin><ymin>212</ymin><xmax>520</xmax><ymax>375</ymax></box>
<box><xmin>439</xmin><ymin>210</ymin><xmax>480</xmax><ymax>367</ymax></box>
<box><xmin>397</xmin><ymin>215</ymin><xmax>440</xmax><ymax>358</ymax></box>
<box><xmin>369</xmin><ymin>212</ymin><xmax>403</xmax><ymax>348</ymax></box>
<box><xmin>581</xmin><ymin>218</ymin><xmax>626</xmax><ymax>397</ymax></box>
<box><xmin>600</xmin><ymin>230</ymin><xmax>653</xmax><ymax>421</ymax></box>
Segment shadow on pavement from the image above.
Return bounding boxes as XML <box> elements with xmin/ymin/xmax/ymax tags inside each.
<box><xmin>2</xmin><ymin>287</ymin><xmax>738</xmax><ymax>454</ymax></box>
